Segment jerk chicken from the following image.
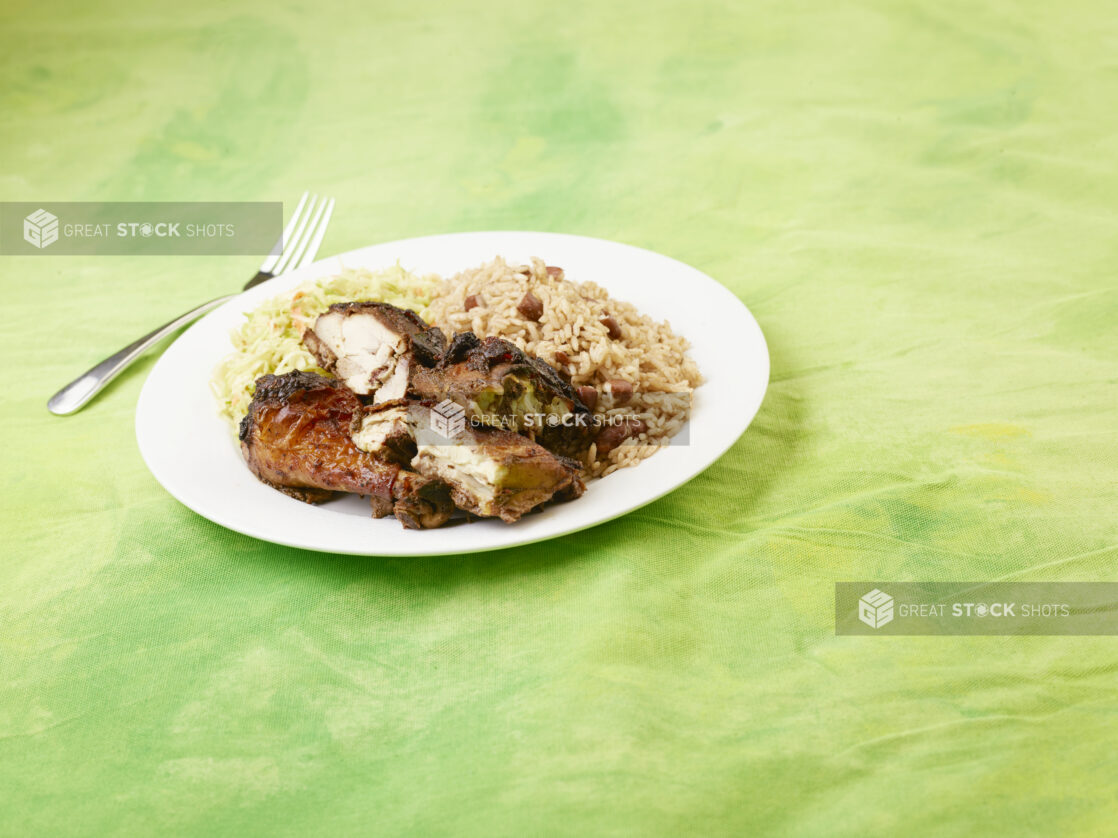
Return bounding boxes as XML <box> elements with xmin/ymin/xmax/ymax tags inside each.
<box><xmin>239</xmin><ymin>371</ymin><xmax>453</xmax><ymax>528</ymax></box>
<box><xmin>351</xmin><ymin>399</ymin><xmax>415</xmax><ymax>465</ymax></box>
<box><xmin>241</xmin><ymin>303</ymin><xmax>594</xmax><ymax>527</ymax></box>
<box><xmin>409</xmin><ymin>403</ymin><xmax>584</xmax><ymax>522</ymax></box>
<box><xmin>409</xmin><ymin>334</ymin><xmax>594</xmax><ymax>458</ymax></box>
<box><xmin>304</xmin><ymin>303</ymin><xmax>592</xmax><ymax>458</ymax></box>
<box><xmin>302</xmin><ymin>301</ymin><xmax>447</xmax><ymax>402</ymax></box>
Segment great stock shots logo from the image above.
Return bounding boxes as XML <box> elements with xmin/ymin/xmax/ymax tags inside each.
<box><xmin>858</xmin><ymin>589</ymin><xmax>894</xmax><ymax>629</ymax></box>
<box><xmin>1</xmin><ymin>202</ymin><xmax>282</xmax><ymax>255</ymax></box>
<box><xmin>431</xmin><ymin>399</ymin><xmax>466</xmax><ymax>439</ymax></box>
<box><xmin>836</xmin><ymin>582</ymin><xmax>1115</xmax><ymax>635</ymax></box>
<box><xmin>23</xmin><ymin>209</ymin><xmax>59</xmax><ymax>249</ymax></box>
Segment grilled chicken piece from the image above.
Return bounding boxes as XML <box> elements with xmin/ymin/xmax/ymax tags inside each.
<box><xmin>239</xmin><ymin>371</ymin><xmax>397</xmax><ymax>502</ymax></box>
<box><xmin>409</xmin><ymin>404</ymin><xmax>584</xmax><ymax>523</ymax></box>
<box><xmin>351</xmin><ymin>400</ymin><xmax>415</xmax><ymax>465</ymax></box>
<box><xmin>392</xmin><ymin>471</ymin><xmax>455</xmax><ymax>529</ymax></box>
<box><xmin>410</xmin><ymin>335</ymin><xmax>593</xmax><ymax>458</ymax></box>
<box><xmin>305</xmin><ymin>302</ymin><xmax>590</xmax><ymax>457</ymax></box>
<box><xmin>303</xmin><ymin>302</ymin><xmax>445</xmax><ymax>403</ymax></box>
<box><xmin>239</xmin><ymin>371</ymin><xmax>453</xmax><ymax>528</ymax></box>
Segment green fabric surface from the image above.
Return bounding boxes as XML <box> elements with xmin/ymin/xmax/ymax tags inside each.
<box><xmin>2</xmin><ymin>1</ymin><xmax>1117</xmax><ymax>835</ymax></box>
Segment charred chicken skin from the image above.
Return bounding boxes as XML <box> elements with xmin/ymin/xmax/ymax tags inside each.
<box><xmin>239</xmin><ymin>371</ymin><xmax>453</xmax><ymax>528</ymax></box>
<box><xmin>409</xmin><ymin>334</ymin><xmax>593</xmax><ymax>458</ymax></box>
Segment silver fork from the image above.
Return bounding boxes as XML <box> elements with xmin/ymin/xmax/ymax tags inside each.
<box><xmin>47</xmin><ymin>193</ymin><xmax>336</xmax><ymax>415</ymax></box>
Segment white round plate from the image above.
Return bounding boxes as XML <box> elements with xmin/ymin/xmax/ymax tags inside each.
<box><xmin>136</xmin><ymin>231</ymin><xmax>768</xmax><ymax>555</ymax></box>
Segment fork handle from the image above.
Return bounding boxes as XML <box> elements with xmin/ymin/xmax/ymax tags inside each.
<box><xmin>47</xmin><ymin>295</ymin><xmax>234</xmax><ymax>415</ymax></box>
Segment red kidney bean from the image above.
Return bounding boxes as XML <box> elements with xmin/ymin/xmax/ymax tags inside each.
<box><xmin>600</xmin><ymin>315</ymin><xmax>621</xmax><ymax>340</ymax></box>
<box><xmin>595</xmin><ymin>418</ymin><xmax>647</xmax><ymax>457</ymax></box>
<box><xmin>575</xmin><ymin>385</ymin><xmax>598</xmax><ymax>411</ymax></box>
<box><xmin>606</xmin><ymin>379</ymin><xmax>633</xmax><ymax>405</ymax></box>
<box><xmin>517</xmin><ymin>291</ymin><xmax>543</xmax><ymax>321</ymax></box>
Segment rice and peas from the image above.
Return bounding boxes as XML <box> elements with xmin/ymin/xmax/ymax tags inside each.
<box><xmin>212</xmin><ymin>257</ymin><xmax>701</xmax><ymax>477</ymax></box>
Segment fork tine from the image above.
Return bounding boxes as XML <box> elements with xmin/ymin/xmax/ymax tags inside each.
<box><xmin>285</xmin><ymin>197</ymin><xmax>328</xmax><ymax>271</ymax></box>
<box><xmin>258</xmin><ymin>191</ymin><xmax>309</xmax><ymax>274</ymax></box>
<box><xmin>296</xmin><ymin>198</ymin><xmax>334</xmax><ymax>269</ymax></box>
<box><xmin>272</xmin><ymin>194</ymin><xmax>319</xmax><ymax>275</ymax></box>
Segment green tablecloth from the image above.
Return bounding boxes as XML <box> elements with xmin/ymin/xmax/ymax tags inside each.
<box><xmin>3</xmin><ymin>1</ymin><xmax>1116</xmax><ymax>834</ymax></box>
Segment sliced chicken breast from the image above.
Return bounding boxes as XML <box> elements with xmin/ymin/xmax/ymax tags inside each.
<box><xmin>303</xmin><ymin>302</ymin><xmax>428</xmax><ymax>401</ymax></box>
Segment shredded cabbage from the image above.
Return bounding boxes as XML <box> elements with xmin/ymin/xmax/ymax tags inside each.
<box><xmin>210</xmin><ymin>265</ymin><xmax>443</xmax><ymax>428</ymax></box>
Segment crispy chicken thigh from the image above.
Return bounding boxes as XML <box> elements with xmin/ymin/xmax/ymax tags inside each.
<box><xmin>239</xmin><ymin>372</ymin><xmax>453</xmax><ymax>528</ymax></box>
